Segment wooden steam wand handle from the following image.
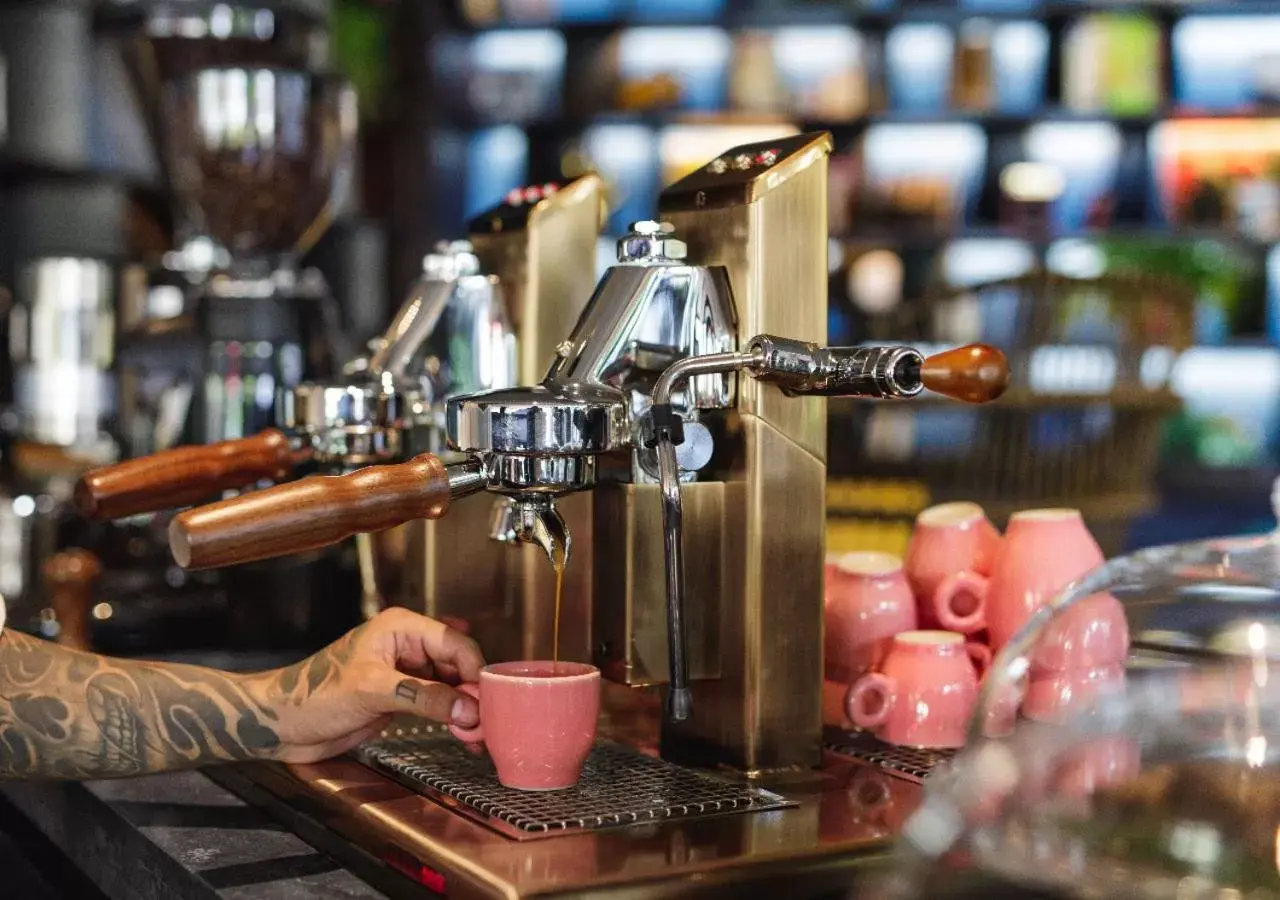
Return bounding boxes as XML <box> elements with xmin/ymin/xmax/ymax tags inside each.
<box><xmin>920</xmin><ymin>343</ymin><xmax>1010</xmax><ymax>404</ymax></box>
<box><xmin>74</xmin><ymin>430</ymin><xmax>299</xmax><ymax>521</ymax></box>
<box><xmin>169</xmin><ymin>453</ymin><xmax>459</xmax><ymax>570</ymax></box>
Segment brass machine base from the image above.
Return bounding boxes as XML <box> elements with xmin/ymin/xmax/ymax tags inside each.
<box><xmin>208</xmin><ymin>687</ymin><xmax>927</xmax><ymax>900</ymax></box>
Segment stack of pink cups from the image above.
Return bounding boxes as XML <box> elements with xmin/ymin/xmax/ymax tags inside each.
<box><xmin>824</xmin><ymin>504</ymin><xmax>1130</xmax><ymax>749</ymax></box>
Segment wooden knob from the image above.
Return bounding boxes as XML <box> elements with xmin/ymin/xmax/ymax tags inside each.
<box><xmin>921</xmin><ymin>343</ymin><xmax>1010</xmax><ymax>404</ymax></box>
<box><xmin>74</xmin><ymin>430</ymin><xmax>297</xmax><ymax>520</ymax></box>
<box><xmin>43</xmin><ymin>549</ymin><xmax>103</xmax><ymax>651</ymax></box>
<box><xmin>169</xmin><ymin>453</ymin><xmax>455</xmax><ymax>570</ymax></box>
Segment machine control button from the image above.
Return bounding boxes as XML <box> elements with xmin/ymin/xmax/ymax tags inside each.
<box><xmin>733</xmin><ymin>153</ymin><xmax>753</xmax><ymax>170</ymax></box>
<box><xmin>707</xmin><ymin>157</ymin><xmax>728</xmax><ymax>174</ymax></box>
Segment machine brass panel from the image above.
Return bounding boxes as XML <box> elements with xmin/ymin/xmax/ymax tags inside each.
<box><xmin>470</xmin><ymin>174</ymin><xmax>607</xmax><ymax>384</ymax></box>
<box><xmin>603</xmin><ymin>133</ymin><xmax>829</xmax><ymax>773</ymax></box>
<box><xmin>660</xmin><ymin>417</ymin><xmax>825</xmax><ymax>773</ymax></box>
<box><xmin>660</xmin><ymin>133</ymin><xmax>833</xmax><ymax>213</ymax></box>
<box><xmin>404</xmin><ymin>494</ymin><xmax>520</xmax><ymax>661</ymax></box>
<box><xmin>593</xmin><ymin>482</ymin><xmax>723</xmax><ymax>686</ymax></box>
<box><xmin>404</xmin><ymin>492</ymin><xmax>593</xmax><ymax>665</ymax></box>
<box><xmin>662</xmin><ymin>149</ymin><xmax>828</xmax><ymax>463</ymax></box>
<box><xmin>408</xmin><ymin>175</ymin><xmax>605</xmax><ymax>663</ymax></box>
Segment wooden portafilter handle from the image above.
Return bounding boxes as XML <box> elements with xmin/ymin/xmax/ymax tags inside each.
<box><xmin>74</xmin><ymin>430</ymin><xmax>297</xmax><ymax>520</ymax></box>
<box><xmin>43</xmin><ymin>549</ymin><xmax>103</xmax><ymax>650</ymax></box>
<box><xmin>919</xmin><ymin>343</ymin><xmax>1010</xmax><ymax>404</ymax></box>
<box><xmin>169</xmin><ymin>453</ymin><xmax>462</xmax><ymax>570</ymax></box>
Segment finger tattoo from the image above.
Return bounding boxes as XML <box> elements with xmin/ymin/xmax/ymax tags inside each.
<box><xmin>394</xmin><ymin>680</ymin><xmax>419</xmax><ymax>704</ymax></box>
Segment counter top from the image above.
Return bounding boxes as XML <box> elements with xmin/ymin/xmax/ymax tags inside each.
<box><xmin>0</xmin><ymin>770</ymin><xmax>389</xmax><ymax>900</ymax></box>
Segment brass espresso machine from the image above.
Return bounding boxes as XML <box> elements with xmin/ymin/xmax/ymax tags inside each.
<box><xmin>135</xmin><ymin>133</ymin><xmax>1010</xmax><ymax>899</ymax></box>
<box><xmin>76</xmin><ymin>175</ymin><xmax>607</xmax><ymax>634</ymax></box>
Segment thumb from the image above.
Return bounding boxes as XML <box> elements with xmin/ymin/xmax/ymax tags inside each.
<box><xmin>363</xmin><ymin>669</ymin><xmax>479</xmax><ymax>727</ymax></box>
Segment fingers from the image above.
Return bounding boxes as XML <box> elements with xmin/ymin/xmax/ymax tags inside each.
<box><xmin>362</xmin><ymin>667</ymin><xmax>479</xmax><ymax>727</ymax></box>
<box><xmin>369</xmin><ymin>608</ymin><xmax>486</xmax><ymax>684</ymax></box>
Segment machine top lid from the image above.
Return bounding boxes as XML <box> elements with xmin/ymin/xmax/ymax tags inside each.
<box><xmin>466</xmin><ymin>173</ymin><xmax>608</xmax><ymax>237</ymax></box>
<box><xmin>659</xmin><ymin>131</ymin><xmax>834</xmax><ymax>213</ymax></box>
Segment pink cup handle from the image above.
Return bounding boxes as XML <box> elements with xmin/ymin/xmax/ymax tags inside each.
<box><xmin>845</xmin><ymin>673</ymin><xmax>897</xmax><ymax>730</ymax></box>
<box><xmin>966</xmin><ymin>642</ymin><xmax>992</xmax><ymax>679</ymax></box>
<box><xmin>447</xmin><ymin>682</ymin><xmax>483</xmax><ymax>743</ymax></box>
<box><xmin>933</xmin><ymin>570</ymin><xmax>989</xmax><ymax>634</ymax></box>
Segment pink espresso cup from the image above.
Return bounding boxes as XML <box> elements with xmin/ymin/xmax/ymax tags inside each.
<box><xmin>449</xmin><ymin>661</ymin><xmax>600</xmax><ymax>791</ymax></box>
<box><xmin>904</xmin><ymin>502</ymin><xmax>1001</xmax><ymax>631</ymax></box>
<box><xmin>825</xmin><ymin>552</ymin><xmax>919</xmax><ymax>683</ymax></box>
<box><xmin>844</xmin><ymin>630</ymin><xmax>988</xmax><ymax>749</ymax></box>
<box><xmin>933</xmin><ymin>509</ymin><xmax>1129</xmax><ymax>672</ymax></box>
<box><xmin>1022</xmin><ymin>663</ymin><xmax>1126</xmax><ymax>723</ymax></box>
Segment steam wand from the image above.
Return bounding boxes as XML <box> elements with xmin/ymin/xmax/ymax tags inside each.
<box><xmin>645</xmin><ymin>338</ymin><xmax>1009</xmax><ymax>724</ymax></box>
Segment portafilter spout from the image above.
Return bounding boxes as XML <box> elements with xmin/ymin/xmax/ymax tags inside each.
<box><xmin>505</xmin><ymin>495</ymin><xmax>572</xmax><ymax>567</ymax></box>
<box><xmin>645</xmin><ymin>339</ymin><xmax>1009</xmax><ymax>723</ymax></box>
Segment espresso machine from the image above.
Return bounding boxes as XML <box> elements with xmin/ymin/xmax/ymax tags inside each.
<box><xmin>77</xmin><ymin>175</ymin><xmax>608</xmax><ymax>632</ymax></box>
<box><xmin>153</xmin><ymin>133</ymin><xmax>1009</xmax><ymax>899</ymax></box>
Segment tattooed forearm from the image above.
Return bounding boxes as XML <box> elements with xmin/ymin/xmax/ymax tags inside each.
<box><xmin>0</xmin><ymin>629</ymin><xmax>281</xmax><ymax>780</ymax></box>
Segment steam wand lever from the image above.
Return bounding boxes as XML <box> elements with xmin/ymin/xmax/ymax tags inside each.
<box><xmin>645</xmin><ymin>338</ymin><xmax>1008</xmax><ymax>724</ymax></box>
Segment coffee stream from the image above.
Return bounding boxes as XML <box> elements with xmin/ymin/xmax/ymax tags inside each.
<box><xmin>552</xmin><ymin>544</ymin><xmax>566</xmax><ymax>672</ymax></box>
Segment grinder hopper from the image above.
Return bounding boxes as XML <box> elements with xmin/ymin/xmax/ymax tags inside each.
<box><xmin>99</xmin><ymin>0</ymin><xmax>356</xmax><ymax>266</ymax></box>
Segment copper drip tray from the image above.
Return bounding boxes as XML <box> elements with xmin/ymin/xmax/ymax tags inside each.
<box><xmin>357</xmin><ymin>737</ymin><xmax>796</xmax><ymax>842</ymax></box>
<box><xmin>823</xmin><ymin>727</ymin><xmax>958</xmax><ymax>784</ymax></box>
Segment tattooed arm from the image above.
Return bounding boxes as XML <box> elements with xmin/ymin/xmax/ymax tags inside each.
<box><xmin>0</xmin><ymin>608</ymin><xmax>484</xmax><ymax>780</ymax></box>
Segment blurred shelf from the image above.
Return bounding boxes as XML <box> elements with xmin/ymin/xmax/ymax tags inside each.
<box><xmin>831</xmin><ymin>224</ymin><xmax>1280</xmax><ymax>249</ymax></box>
<box><xmin>0</xmin><ymin>158</ymin><xmax>159</xmax><ymax>194</ymax></box>
<box><xmin>0</xmin><ymin>158</ymin><xmax>170</xmax><ymax>230</ymax></box>
<box><xmin>447</xmin><ymin>105</ymin><xmax>1280</xmax><ymax>138</ymax></box>
<box><xmin>1156</xmin><ymin>462</ymin><xmax>1280</xmax><ymax>506</ymax></box>
<box><xmin>826</xmin><ymin>489</ymin><xmax>1156</xmax><ymax>521</ymax></box>
<box><xmin>828</xmin><ymin>387</ymin><xmax>1183</xmax><ymax>412</ymax></box>
<box><xmin>452</xmin><ymin>0</ymin><xmax>1280</xmax><ymax>32</ymax></box>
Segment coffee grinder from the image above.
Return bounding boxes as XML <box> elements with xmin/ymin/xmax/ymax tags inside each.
<box><xmin>90</xmin><ymin>0</ymin><xmax>359</xmax><ymax>645</ymax></box>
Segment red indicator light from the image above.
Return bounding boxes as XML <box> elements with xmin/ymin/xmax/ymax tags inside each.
<box><xmin>523</xmin><ymin>186</ymin><xmax>542</xmax><ymax>203</ymax></box>
<box><xmin>542</xmin><ymin>182</ymin><xmax>559</xmax><ymax>195</ymax></box>
<box><xmin>384</xmin><ymin>850</ymin><xmax>448</xmax><ymax>895</ymax></box>
<box><xmin>505</xmin><ymin>188</ymin><xmax>523</xmax><ymax>206</ymax></box>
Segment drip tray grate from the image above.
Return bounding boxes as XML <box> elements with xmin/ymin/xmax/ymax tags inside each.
<box><xmin>823</xmin><ymin>727</ymin><xmax>957</xmax><ymax>784</ymax></box>
<box><xmin>359</xmin><ymin>737</ymin><xmax>796</xmax><ymax>842</ymax></box>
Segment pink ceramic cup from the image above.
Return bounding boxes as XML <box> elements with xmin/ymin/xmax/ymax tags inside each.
<box><xmin>449</xmin><ymin>661</ymin><xmax>600</xmax><ymax>790</ymax></box>
<box><xmin>1022</xmin><ymin>664</ymin><xmax>1125</xmax><ymax>723</ymax></box>
<box><xmin>905</xmin><ymin>502</ymin><xmax>1001</xmax><ymax>631</ymax></box>
<box><xmin>825</xmin><ymin>552</ymin><xmax>919</xmax><ymax>683</ymax></box>
<box><xmin>974</xmin><ymin>509</ymin><xmax>1128</xmax><ymax>672</ymax></box>
<box><xmin>844</xmin><ymin>630</ymin><xmax>985</xmax><ymax>749</ymax></box>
